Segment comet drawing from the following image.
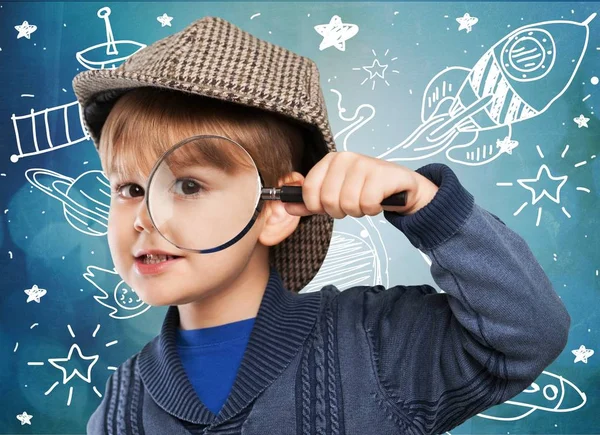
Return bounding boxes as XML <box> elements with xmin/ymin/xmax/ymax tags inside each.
<box><xmin>378</xmin><ymin>13</ymin><xmax>596</xmax><ymax>166</ymax></box>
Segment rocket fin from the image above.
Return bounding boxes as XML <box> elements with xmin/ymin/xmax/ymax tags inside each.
<box><xmin>446</xmin><ymin>125</ymin><xmax>512</xmax><ymax>166</ymax></box>
<box><xmin>421</xmin><ymin>66</ymin><xmax>471</xmax><ymax>123</ymax></box>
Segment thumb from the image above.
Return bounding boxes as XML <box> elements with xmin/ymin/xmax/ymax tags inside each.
<box><xmin>283</xmin><ymin>201</ymin><xmax>314</xmax><ymax>217</ymax></box>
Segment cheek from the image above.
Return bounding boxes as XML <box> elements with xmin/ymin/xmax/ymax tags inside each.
<box><xmin>107</xmin><ymin>208</ymin><xmax>130</xmax><ymax>263</ymax></box>
<box><xmin>187</xmin><ymin>230</ymin><xmax>259</xmax><ymax>274</ymax></box>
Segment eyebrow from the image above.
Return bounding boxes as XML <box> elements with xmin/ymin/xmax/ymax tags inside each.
<box><xmin>166</xmin><ymin>139</ymin><xmax>252</xmax><ymax>173</ymax></box>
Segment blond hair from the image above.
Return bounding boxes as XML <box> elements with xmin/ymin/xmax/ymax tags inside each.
<box><xmin>98</xmin><ymin>87</ymin><xmax>305</xmax><ymax>188</ymax></box>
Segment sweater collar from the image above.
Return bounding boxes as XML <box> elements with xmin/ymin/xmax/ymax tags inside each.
<box><xmin>137</xmin><ymin>266</ymin><xmax>322</xmax><ymax>426</ymax></box>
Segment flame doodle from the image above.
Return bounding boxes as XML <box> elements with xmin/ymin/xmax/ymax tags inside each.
<box><xmin>83</xmin><ymin>266</ymin><xmax>151</xmax><ymax>319</ymax></box>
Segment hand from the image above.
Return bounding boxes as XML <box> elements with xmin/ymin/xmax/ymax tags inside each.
<box><xmin>282</xmin><ymin>152</ymin><xmax>439</xmax><ymax>219</ymax></box>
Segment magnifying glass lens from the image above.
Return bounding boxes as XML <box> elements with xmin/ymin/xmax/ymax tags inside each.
<box><xmin>147</xmin><ymin>136</ymin><xmax>262</xmax><ymax>252</ymax></box>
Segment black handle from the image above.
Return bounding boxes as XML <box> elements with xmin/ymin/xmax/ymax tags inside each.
<box><xmin>280</xmin><ymin>185</ymin><xmax>406</xmax><ymax>207</ymax></box>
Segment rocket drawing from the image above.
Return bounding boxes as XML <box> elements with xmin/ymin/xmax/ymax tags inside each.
<box><xmin>477</xmin><ymin>370</ymin><xmax>586</xmax><ymax>421</ymax></box>
<box><xmin>378</xmin><ymin>13</ymin><xmax>596</xmax><ymax>166</ymax></box>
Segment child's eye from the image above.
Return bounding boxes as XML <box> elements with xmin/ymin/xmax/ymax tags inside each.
<box><xmin>114</xmin><ymin>183</ymin><xmax>145</xmax><ymax>199</ymax></box>
<box><xmin>171</xmin><ymin>178</ymin><xmax>204</xmax><ymax>197</ymax></box>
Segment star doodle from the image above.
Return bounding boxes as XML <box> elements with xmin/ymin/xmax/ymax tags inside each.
<box><xmin>572</xmin><ymin>345</ymin><xmax>594</xmax><ymax>363</ymax></box>
<box><xmin>157</xmin><ymin>13</ymin><xmax>173</xmax><ymax>27</ymax></box>
<box><xmin>516</xmin><ymin>164</ymin><xmax>568</xmax><ymax>205</ymax></box>
<box><xmin>573</xmin><ymin>114</ymin><xmax>589</xmax><ymax>128</ymax></box>
<box><xmin>456</xmin><ymin>13</ymin><xmax>479</xmax><ymax>33</ymax></box>
<box><xmin>15</xmin><ymin>21</ymin><xmax>37</xmax><ymax>39</ymax></box>
<box><xmin>16</xmin><ymin>412</ymin><xmax>33</xmax><ymax>425</ymax></box>
<box><xmin>314</xmin><ymin>15</ymin><xmax>359</xmax><ymax>51</ymax></box>
<box><xmin>496</xmin><ymin>136</ymin><xmax>519</xmax><ymax>154</ymax></box>
<box><xmin>24</xmin><ymin>284</ymin><xmax>47</xmax><ymax>303</ymax></box>
<box><xmin>48</xmin><ymin>343</ymin><xmax>99</xmax><ymax>384</ymax></box>
<box><xmin>363</xmin><ymin>59</ymin><xmax>388</xmax><ymax>80</ymax></box>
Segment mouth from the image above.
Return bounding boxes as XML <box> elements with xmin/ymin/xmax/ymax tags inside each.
<box><xmin>133</xmin><ymin>251</ymin><xmax>184</xmax><ymax>275</ymax></box>
<box><xmin>135</xmin><ymin>253</ymin><xmax>182</xmax><ymax>264</ymax></box>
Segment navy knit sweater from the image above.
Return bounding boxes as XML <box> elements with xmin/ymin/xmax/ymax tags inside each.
<box><xmin>87</xmin><ymin>163</ymin><xmax>571</xmax><ymax>435</ymax></box>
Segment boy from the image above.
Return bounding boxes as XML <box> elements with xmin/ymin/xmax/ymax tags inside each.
<box><xmin>72</xmin><ymin>16</ymin><xmax>570</xmax><ymax>435</ymax></box>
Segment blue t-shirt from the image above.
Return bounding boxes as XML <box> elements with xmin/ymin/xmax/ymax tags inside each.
<box><xmin>176</xmin><ymin>317</ymin><xmax>256</xmax><ymax>415</ymax></box>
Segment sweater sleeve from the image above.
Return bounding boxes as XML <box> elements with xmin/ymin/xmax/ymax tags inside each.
<box><xmin>359</xmin><ymin>163</ymin><xmax>571</xmax><ymax>434</ymax></box>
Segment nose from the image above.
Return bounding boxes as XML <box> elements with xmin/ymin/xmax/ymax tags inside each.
<box><xmin>134</xmin><ymin>201</ymin><xmax>154</xmax><ymax>233</ymax></box>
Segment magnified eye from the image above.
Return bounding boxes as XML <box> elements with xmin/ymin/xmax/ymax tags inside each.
<box><xmin>173</xmin><ymin>178</ymin><xmax>204</xmax><ymax>196</ymax></box>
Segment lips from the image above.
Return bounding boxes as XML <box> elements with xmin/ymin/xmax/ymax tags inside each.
<box><xmin>134</xmin><ymin>255</ymin><xmax>183</xmax><ymax>276</ymax></box>
<box><xmin>133</xmin><ymin>249</ymin><xmax>184</xmax><ymax>276</ymax></box>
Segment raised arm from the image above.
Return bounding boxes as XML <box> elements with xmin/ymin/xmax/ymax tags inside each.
<box><xmin>345</xmin><ymin>163</ymin><xmax>571</xmax><ymax>434</ymax></box>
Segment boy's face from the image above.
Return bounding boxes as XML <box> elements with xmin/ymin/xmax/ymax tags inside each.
<box><xmin>105</xmin><ymin>145</ymin><xmax>269</xmax><ymax>307</ymax></box>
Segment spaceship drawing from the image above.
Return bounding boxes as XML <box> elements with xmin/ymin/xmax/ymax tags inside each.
<box><xmin>76</xmin><ymin>7</ymin><xmax>146</xmax><ymax>70</ymax></box>
<box><xmin>377</xmin><ymin>14</ymin><xmax>596</xmax><ymax>166</ymax></box>
<box><xmin>10</xmin><ymin>6</ymin><xmax>145</xmax><ymax>162</ymax></box>
<box><xmin>477</xmin><ymin>370</ymin><xmax>586</xmax><ymax>421</ymax></box>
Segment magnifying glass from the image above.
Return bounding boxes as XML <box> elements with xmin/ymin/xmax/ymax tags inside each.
<box><xmin>146</xmin><ymin>134</ymin><xmax>407</xmax><ymax>253</ymax></box>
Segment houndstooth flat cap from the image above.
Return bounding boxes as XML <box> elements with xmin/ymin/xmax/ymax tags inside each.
<box><xmin>72</xmin><ymin>16</ymin><xmax>336</xmax><ymax>293</ymax></box>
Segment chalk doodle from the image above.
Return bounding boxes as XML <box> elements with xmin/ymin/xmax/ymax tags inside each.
<box><xmin>83</xmin><ymin>265</ymin><xmax>151</xmax><ymax>319</ymax></box>
<box><xmin>26</xmin><ymin>324</ymin><xmax>118</xmax><ymax>406</ymax></box>
<box><xmin>15</xmin><ymin>21</ymin><xmax>37</xmax><ymax>39</ymax></box>
<box><xmin>352</xmin><ymin>49</ymin><xmax>400</xmax><ymax>90</ymax></box>
<box><xmin>517</xmin><ymin>165</ymin><xmax>568</xmax><ymax>202</ymax></box>
<box><xmin>572</xmin><ymin>345</ymin><xmax>594</xmax><ymax>363</ymax></box>
<box><xmin>76</xmin><ymin>7</ymin><xmax>146</xmax><ymax>70</ymax></box>
<box><xmin>25</xmin><ymin>169</ymin><xmax>110</xmax><ymax>237</ymax></box>
<box><xmin>314</xmin><ymin>15</ymin><xmax>359</xmax><ymax>51</ymax></box>
<box><xmin>9</xmin><ymin>7</ymin><xmax>145</xmax><ymax>162</ymax></box>
<box><xmin>16</xmin><ymin>411</ymin><xmax>33</xmax><ymax>425</ymax></box>
<box><xmin>573</xmin><ymin>114</ymin><xmax>590</xmax><ymax>128</ymax></box>
<box><xmin>377</xmin><ymin>14</ymin><xmax>596</xmax><ymax>166</ymax></box>
<box><xmin>10</xmin><ymin>101</ymin><xmax>90</xmax><ymax>163</ymax></box>
<box><xmin>495</xmin><ymin>143</ymin><xmax>594</xmax><ymax>226</ymax></box>
<box><xmin>330</xmin><ymin>88</ymin><xmax>376</xmax><ymax>151</ymax></box>
<box><xmin>303</xmin><ymin>215</ymin><xmax>390</xmax><ymax>293</ymax></box>
<box><xmin>24</xmin><ymin>284</ymin><xmax>47</xmax><ymax>303</ymax></box>
<box><xmin>157</xmin><ymin>13</ymin><xmax>173</xmax><ymax>27</ymax></box>
<box><xmin>478</xmin><ymin>370</ymin><xmax>586</xmax><ymax>421</ymax></box>
<box><xmin>456</xmin><ymin>13</ymin><xmax>479</xmax><ymax>33</ymax></box>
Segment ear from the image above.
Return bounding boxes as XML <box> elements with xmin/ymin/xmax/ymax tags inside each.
<box><xmin>258</xmin><ymin>171</ymin><xmax>305</xmax><ymax>247</ymax></box>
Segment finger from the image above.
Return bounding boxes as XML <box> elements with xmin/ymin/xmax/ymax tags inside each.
<box><xmin>302</xmin><ymin>153</ymin><xmax>335</xmax><ymax>215</ymax></box>
<box><xmin>359</xmin><ymin>171</ymin><xmax>385</xmax><ymax>216</ymax></box>
<box><xmin>320</xmin><ymin>153</ymin><xmax>355</xmax><ymax>219</ymax></box>
<box><xmin>378</xmin><ymin>164</ymin><xmax>418</xmax><ymax>213</ymax></box>
<box><xmin>282</xmin><ymin>202</ymin><xmax>313</xmax><ymax>217</ymax></box>
<box><xmin>339</xmin><ymin>159</ymin><xmax>368</xmax><ymax>218</ymax></box>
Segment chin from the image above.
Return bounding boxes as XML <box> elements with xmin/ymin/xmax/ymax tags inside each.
<box><xmin>133</xmin><ymin>291</ymin><xmax>177</xmax><ymax>307</ymax></box>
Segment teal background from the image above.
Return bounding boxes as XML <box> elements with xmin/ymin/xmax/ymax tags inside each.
<box><xmin>0</xmin><ymin>1</ymin><xmax>599</xmax><ymax>433</ymax></box>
